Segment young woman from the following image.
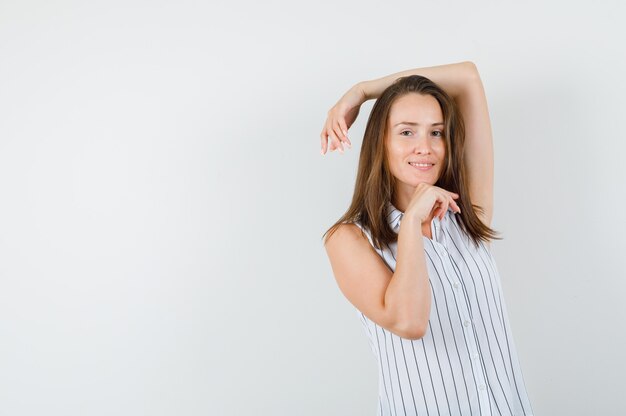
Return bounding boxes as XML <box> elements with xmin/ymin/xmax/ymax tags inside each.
<box><xmin>321</xmin><ymin>62</ymin><xmax>534</xmax><ymax>416</ymax></box>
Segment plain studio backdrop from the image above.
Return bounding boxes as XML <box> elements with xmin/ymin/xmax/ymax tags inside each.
<box><xmin>1</xmin><ymin>0</ymin><xmax>625</xmax><ymax>415</ymax></box>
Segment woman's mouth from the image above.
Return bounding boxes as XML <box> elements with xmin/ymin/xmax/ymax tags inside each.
<box><xmin>409</xmin><ymin>162</ymin><xmax>434</xmax><ymax>171</ymax></box>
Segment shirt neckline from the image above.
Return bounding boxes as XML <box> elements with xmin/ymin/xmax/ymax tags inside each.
<box><xmin>386</xmin><ymin>201</ymin><xmax>454</xmax><ymax>244</ymax></box>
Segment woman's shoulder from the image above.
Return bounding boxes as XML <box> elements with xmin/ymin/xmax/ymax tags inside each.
<box><xmin>331</xmin><ymin>221</ymin><xmax>366</xmax><ymax>242</ymax></box>
<box><xmin>324</xmin><ymin>221</ymin><xmax>387</xmax><ymax>282</ymax></box>
<box><xmin>325</xmin><ymin>221</ymin><xmax>374</xmax><ymax>252</ymax></box>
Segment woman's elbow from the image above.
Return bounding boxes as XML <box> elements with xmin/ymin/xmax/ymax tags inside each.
<box><xmin>395</xmin><ymin>321</ymin><xmax>428</xmax><ymax>341</ymax></box>
<box><xmin>462</xmin><ymin>61</ymin><xmax>480</xmax><ymax>79</ymax></box>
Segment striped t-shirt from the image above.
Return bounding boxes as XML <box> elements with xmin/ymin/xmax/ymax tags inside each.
<box><xmin>352</xmin><ymin>202</ymin><xmax>534</xmax><ymax>416</ymax></box>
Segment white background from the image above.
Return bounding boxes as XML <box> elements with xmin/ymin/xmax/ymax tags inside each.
<box><xmin>1</xmin><ymin>0</ymin><xmax>625</xmax><ymax>415</ymax></box>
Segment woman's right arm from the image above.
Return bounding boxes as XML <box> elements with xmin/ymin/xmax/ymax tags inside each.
<box><xmin>324</xmin><ymin>218</ymin><xmax>432</xmax><ymax>340</ymax></box>
<box><xmin>320</xmin><ymin>61</ymin><xmax>476</xmax><ymax>154</ymax></box>
<box><xmin>358</xmin><ymin>61</ymin><xmax>475</xmax><ymax>102</ymax></box>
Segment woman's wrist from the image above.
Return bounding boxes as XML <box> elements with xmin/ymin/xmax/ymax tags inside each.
<box><xmin>357</xmin><ymin>79</ymin><xmax>383</xmax><ymax>101</ymax></box>
<box><xmin>352</xmin><ymin>81</ymin><xmax>370</xmax><ymax>103</ymax></box>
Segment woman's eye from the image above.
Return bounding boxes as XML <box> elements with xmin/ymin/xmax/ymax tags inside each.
<box><xmin>400</xmin><ymin>130</ymin><xmax>443</xmax><ymax>137</ymax></box>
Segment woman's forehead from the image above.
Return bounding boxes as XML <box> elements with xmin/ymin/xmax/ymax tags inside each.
<box><xmin>388</xmin><ymin>94</ymin><xmax>443</xmax><ymax>124</ymax></box>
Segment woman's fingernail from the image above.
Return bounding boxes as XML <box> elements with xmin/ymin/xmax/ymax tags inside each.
<box><xmin>321</xmin><ymin>149</ymin><xmax>324</xmax><ymax>155</ymax></box>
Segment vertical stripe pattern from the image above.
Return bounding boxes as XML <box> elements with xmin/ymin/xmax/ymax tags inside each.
<box><xmin>351</xmin><ymin>203</ymin><xmax>534</xmax><ymax>416</ymax></box>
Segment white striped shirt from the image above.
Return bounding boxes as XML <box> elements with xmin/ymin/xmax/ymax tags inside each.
<box><xmin>352</xmin><ymin>202</ymin><xmax>534</xmax><ymax>416</ymax></box>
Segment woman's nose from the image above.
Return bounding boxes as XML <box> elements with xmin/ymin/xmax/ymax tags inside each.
<box><xmin>412</xmin><ymin>135</ymin><xmax>432</xmax><ymax>153</ymax></box>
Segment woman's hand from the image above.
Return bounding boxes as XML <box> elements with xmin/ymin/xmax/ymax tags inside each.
<box><xmin>320</xmin><ymin>83</ymin><xmax>367</xmax><ymax>155</ymax></box>
<box><xmin>405</xmin><ymin>183</ymin><xmax>461</xmax><ymax>224</ymax></box>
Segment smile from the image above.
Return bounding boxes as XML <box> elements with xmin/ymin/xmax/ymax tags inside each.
<box><xmin>409</xmin><ymin>162</ymin><xmax>434</xmax><ymax>171</ymax></box>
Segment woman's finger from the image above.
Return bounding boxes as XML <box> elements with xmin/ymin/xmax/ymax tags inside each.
<box><xmin>320</xmin><ymin>129</ymin><xmax>328</xmax><ymax>154</ymax></box>
<box><xmin>328</xmin><ymin>134</ymin><xmax>338</xmax><ymax>152</ymax></box>
<box><xmin>322</xmin><ymin>128</ymin><xmax>334</xmax><ymax>153</ymax></box>
<box><xmin>325</xmin><ymin>120</ymin><xmax>338</xmax><ymax>152</ymax></box>
<box><xmin>339</xmin><ymin>118</ymin><xmax>351</xmax><ymax>147</ymax></box>
<box><xmin>335</xmin><ymin>136</ymin><xmax>344</xmax><ymax>153</ymax></box>
<box><xmin>441</xmin><ymin>201</ymin><xmax>449</xmax><ymax>220</ymax></box>
<box><xmin>453</xmin><ymin>199</ymin><xmax>461</xmax><ymax>213</ymax></box>
<box><xmin>331</xmin><ymin>121</ymin><xmax>345</xmax><ymax>153</ymax></box>
<box><xmin>434</xmin><ymin>192</ymin><xmax>448</xmax><ymax>220</ymax></box>
<box><xmin>437</xmin><ymin>199</ymin><xmax>445</xmax><ymax>220</ymax></box>
<box><xmin>448</xmin><ymin>192</ymin><xmax>461</xmax><ymax>212</ymax></box>
<box><xmin>326</xmin><ymin>123</ymin><xmax>343</xmax><ymax>153</ymax></box>
<box><xmin>447</xmin><ymin>195</ymin><xmax>461</xmax><ymax>213</ymax></box>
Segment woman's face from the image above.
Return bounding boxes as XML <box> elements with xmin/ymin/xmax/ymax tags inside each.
<box><xmin>385</xmin><ymin>93</ymin><xmax>446</xmax><ymax>190</ymax></box>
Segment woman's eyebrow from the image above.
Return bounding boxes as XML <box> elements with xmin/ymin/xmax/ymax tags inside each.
<box><xmin>393</xmin><ymin>121</ymin><xmax>444</xmax><ymax>127</ymax></box>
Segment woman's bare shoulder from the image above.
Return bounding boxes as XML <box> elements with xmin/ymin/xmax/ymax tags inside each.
<box><xmin>325</xmin><ymin>222</ymin><xmax>365</xmax><ymax>248</ymax></box>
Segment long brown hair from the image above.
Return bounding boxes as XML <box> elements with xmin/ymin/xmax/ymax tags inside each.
<box><xmin>322</xmin><ymin>74</ymin><xmax>502</xmax><ymax>250</ymax></box>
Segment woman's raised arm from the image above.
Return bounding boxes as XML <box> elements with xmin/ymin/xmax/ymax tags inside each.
<box><xmin>361</xmin><ymin>61</ymin><xmax>477</xmax><ymax>102</ymax></box>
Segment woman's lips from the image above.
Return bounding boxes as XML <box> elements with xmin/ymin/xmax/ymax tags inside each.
<box><xmin>409</xmin><ymin>162</ymin><xmax>434</xmax><ymax>171</ymax></box>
